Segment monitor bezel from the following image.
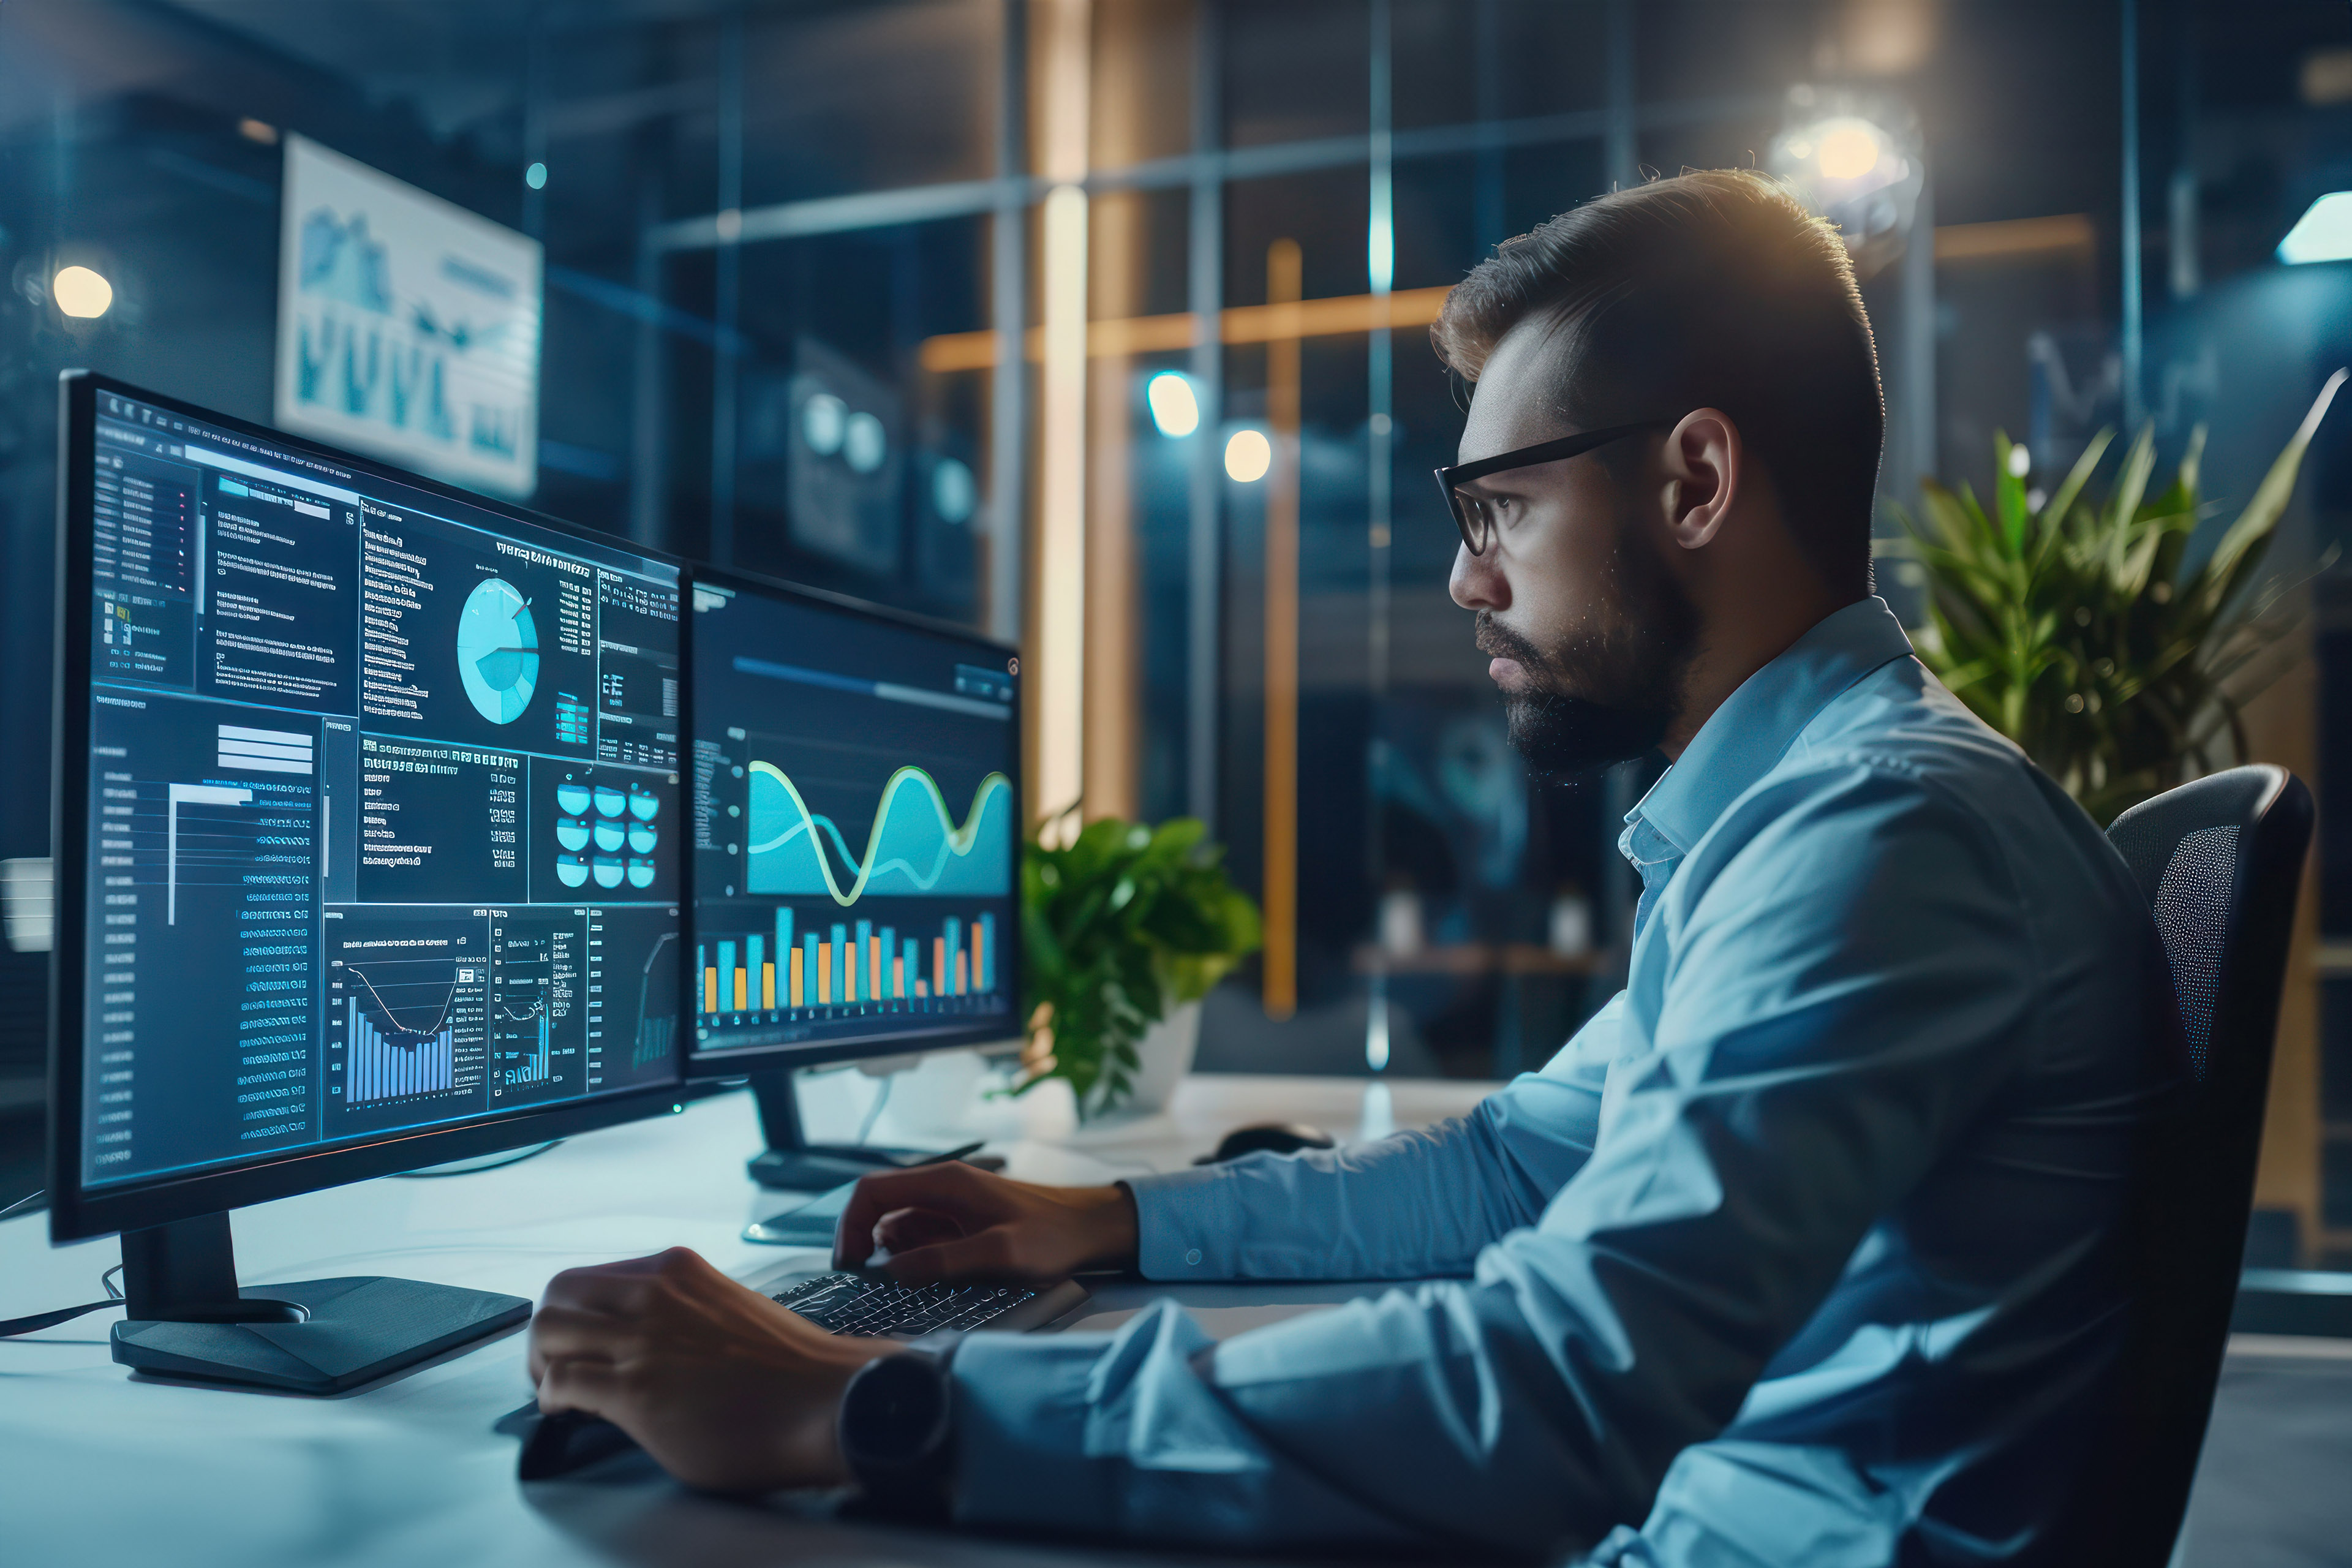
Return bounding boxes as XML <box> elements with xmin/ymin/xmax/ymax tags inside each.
<box><xmin>680</xmin><ymin>561</ymin><xmax>1025</xmax><ymax>1079</ymax></box>
<box><xmin>48</xmin><ymin>370</ymin><xmax>695</xmax><ymax>1243</ymax></box>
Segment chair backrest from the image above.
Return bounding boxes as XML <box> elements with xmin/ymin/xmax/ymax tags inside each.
<box><xmin>2058</xmin><ymin>764</ymin><xmax>2312</xmax><ymax>1566</ymax></box>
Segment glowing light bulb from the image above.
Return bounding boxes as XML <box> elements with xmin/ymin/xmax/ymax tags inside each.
<box><xmin>52</xmin><ymin>266</ymin><xmax>112</xmax><ymax>319</ymax></box>
<box><xmin>1815</xmin><ymin>121</ymin><xmax>1882</xmax><ymax>181</ymax></box>
<box><xmin>1146</xmin><ymin>372</ymin><xmax>1200</xmax><ymax>437</ymax></box>
<box><xmin>1224</xmin><ymin>428</ymin><xmax>1272</xmax><ymax>483</ymax></box>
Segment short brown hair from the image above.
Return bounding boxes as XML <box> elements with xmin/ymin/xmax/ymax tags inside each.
<box><xmin>1433</xmin><ymin>169</ymin><xmax>1884</xmax><ymax>596</ymax></box>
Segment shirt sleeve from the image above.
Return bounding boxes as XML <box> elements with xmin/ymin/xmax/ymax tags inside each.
<box><xmin>1124</xmin><ymin>992</ymin><xmax>1619</xmax><ymax>1281</ymax></box>
<box><xmin>948</xmin><ymin>765</ymin><xmax>2045</xmax><ymax>1558</ymax></box>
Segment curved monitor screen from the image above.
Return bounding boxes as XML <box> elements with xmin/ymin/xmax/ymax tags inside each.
<box><xmin>689</xmin><ymin>578</ymin><xmax>1017</xmax><ymax>1064</ymax></box>
<box><xmin>75</xmin><ymin>387</ymin><xmax>682</xmax><ymax>1192</ymax></box>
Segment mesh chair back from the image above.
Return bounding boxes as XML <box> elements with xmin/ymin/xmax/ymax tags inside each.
<box><xmin>2056</xmin><ymin>764</ymin><xmax>2312</xmax><ymax>1566</ymax></box>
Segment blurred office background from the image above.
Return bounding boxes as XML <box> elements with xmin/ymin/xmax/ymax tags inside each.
<box><xmin>3</xmin><ymin>0</ymin><xmax>2352</xmax><ymax>1266</ymax></box>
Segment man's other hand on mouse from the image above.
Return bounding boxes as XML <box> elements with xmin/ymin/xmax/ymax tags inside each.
<box><xmin>529</xmin><ymin>1246</ymin><xmax>897</xmax><ymax>1492</ymax></box>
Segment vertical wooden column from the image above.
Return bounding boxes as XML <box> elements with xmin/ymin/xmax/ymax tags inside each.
<box><xmin>1262</xmin><ymin>238</ymin><xmax>1303</xmax><ymax>1020</ymax></box>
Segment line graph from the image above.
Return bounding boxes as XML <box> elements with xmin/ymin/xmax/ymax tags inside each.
<box><xmin>746</xmin><ymin>765</ymin><xmax>1011</xmax><ymax>905</ymax></box>
<box><xmin>345</xmin><ymin>965</ymin><xmax>459</xmax><ymax>1104</ymax></box>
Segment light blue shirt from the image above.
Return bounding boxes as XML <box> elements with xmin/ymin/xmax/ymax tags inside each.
<box><xmin>948</xmin><ymin>598</ymin><xmax>2171</xmax><ymax>1564</ymax></box>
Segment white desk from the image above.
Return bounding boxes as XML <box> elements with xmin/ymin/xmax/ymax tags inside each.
<box><xmin>0</xmin><ymin>1072</ymin><xmax>1493</xmax><ymax>1568</ymax></box>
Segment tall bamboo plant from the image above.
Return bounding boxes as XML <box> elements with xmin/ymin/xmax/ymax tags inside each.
<box><xmin>1896</xmin><ymin>370</ymin><xmax>2345</xmax><ymax>826</ymax></box>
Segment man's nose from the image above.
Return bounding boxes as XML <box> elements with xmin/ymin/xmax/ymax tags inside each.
<box><xmin>1450</xmin><ymin>541</ymin><xmax>1506</xmax><ymax>611</ymax></box>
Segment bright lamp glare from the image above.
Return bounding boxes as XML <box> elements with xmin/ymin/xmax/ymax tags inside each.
<box><xmin>1225</xmin><ymin>428</ymin><xmax>1272</xmax><ymax>483</ymax></box>
<box><xmin>525</xmin><ymin>162</ymin><xmax>548</xmax><ymax>190</ymax></box>
<box><xmin>2278</xmin><ymin>192</ymin><xmax>2352</xmax><ymax>265</ymax></box>
<box><xmin>1146</xmin><ymin>372</ymin><xmax>1200</xmax><ymax>437</ymax></box>
<box><xmin>1814</xmin><ymin>121</ymin><xmax>1883</xmax><ymax>180</ymax></box>
<box><xmin>52</xmin><ymin>265</ymin><xmax>112</xmax><ymax>319</ymax></box>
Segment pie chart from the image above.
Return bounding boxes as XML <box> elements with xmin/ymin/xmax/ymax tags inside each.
<box><xmin>456</xmin><ymin>577</ymin><xmax>538</xmax><ymax>725</ymax></box>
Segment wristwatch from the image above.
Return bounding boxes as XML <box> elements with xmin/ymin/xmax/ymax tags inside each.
<box><xmin>837</xmin><ymin>1337</ymin><xmax>959</xmax><ymax>1515</ymax></box>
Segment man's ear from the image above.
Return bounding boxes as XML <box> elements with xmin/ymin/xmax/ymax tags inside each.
<box><xmin>1661</xmin><ymin>409</ymin><xmax>1741</xmax><ymax>551</ymax></box>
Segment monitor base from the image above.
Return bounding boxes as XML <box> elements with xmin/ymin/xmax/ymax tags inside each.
<box><xmin>112</xmin><ymin>1275</ymin><xmax>530</xmax><ymax>1394</ymax></box>
<box><xmin>108</xmin><ymin>1211</ymin><xmax>528</xmax><ymax>1394</ymax></box>
<box><xmin>747</xmin><ymin>1068</ymin><xmax>955</xmax><ymax>1191</ymax></box>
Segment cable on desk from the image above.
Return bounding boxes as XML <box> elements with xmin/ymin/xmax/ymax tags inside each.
<box><xmin>855</xmin><ymin>1077</ymin><xmax>894</xmax><ymax>1145</ymax></box>
<box><xmin>1</xmin><ymin>1262</ymin><xmax>124</xmax><ymax>1338</ymax></box>
<box><xmin>391</xmin><ymin>1139</ymin><xmax>564</xmax><ymax>1178</ymax></box>
<box><xmin>0</xmin><ymin>1188</ymin><xmax>45</xmax><ymax>1221</ymax></box>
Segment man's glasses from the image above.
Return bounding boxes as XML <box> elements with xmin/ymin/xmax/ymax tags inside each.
<box><xmin>1434</xmin><ymin>420</ymin><xmax>1671</xmax><ymax>556</ymax></box>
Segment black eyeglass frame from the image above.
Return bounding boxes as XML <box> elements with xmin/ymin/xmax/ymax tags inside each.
<box><xmin>1434</xmin><ymin>419</ymin><xmax>1673</xmax><ymax>556</ymax></box>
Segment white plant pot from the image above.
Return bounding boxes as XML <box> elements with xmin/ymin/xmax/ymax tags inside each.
<box><xmin>1104</xmin><ymin>998</ymin><xmax>1200</xmax><ymax>1119</ymax></box>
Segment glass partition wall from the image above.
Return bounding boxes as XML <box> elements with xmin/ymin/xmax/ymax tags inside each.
<box><xmin>3</xmin><ymin>0</ymin><xmax>2351</xmax><ymax>1273</ymax></box>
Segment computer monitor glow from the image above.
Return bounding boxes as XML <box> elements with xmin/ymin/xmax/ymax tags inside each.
<box><xmin>686</xmin><ymin>571</ymin><xmax>1019</xmax><ymax>1076</ymax></box>
<box><xmin>50</xmin><ymin>375</ymin><xmax>686</xmax><ymax>1286</ymax></box>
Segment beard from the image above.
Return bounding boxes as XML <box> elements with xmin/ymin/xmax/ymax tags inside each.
<box><xmin>1477</xmin><ymin>519</ymin><xmax>1700</xmax><ymax>785</ymax></box>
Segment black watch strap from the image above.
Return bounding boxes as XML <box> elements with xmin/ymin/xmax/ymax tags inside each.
<box><xmin>837</xmin><ymin>1338</ymin><xmax>959</xmax><ymax>1515</ymax></box>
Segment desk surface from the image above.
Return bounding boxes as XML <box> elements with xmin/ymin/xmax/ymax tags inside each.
<box><xmin>0</xmin><ymin>1072</ymin><xmax>1491</xmax><ymax>1568</ymax></box>
<box><xmin>7</xmin><ymin>1070</ymin><xmax>2343</xmax><ymax>1568</ymax></box>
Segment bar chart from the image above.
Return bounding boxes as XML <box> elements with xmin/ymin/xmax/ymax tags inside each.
<box><xmin>346</xmin><ymin>990</ymin><xmax>456</xmax><ymax>1103</ymax></box>
<box><xmin>698</xmin><ymin>906</ymin><xmax>998</xmax><ymax>1021</ymax></box>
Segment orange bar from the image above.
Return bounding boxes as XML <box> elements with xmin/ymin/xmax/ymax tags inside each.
<box><xmin>818</xmin><ymin>941</ymin><xmax>832</xmax><ymax>1005</ymax></box>
<box><xmin>761</xmin><ymin>962</ymin><xmax>775</xmax><ymax>1010</ymax></box>
<box><xmin>733</xmin><ymin>968</ymin><xmax>747</xmax><ymax>1011</ymax></box>
<box><xmin>789</xmin><ymin>948</ymin><xmax>804</xmax><ymax>1007</ymax></box>
<box><xmin>933</xmin><ymin>936</ymin><xmax>946</xmax><ymax>997</ymax></box>
<box><xmin>868</xmin><ymin>937</ymin><xmax>881</xmax><ymax>1002</ymax></box>
<box><xmin>916</xmin><ymin>285</ymin><xmax>1455</xmax><ymax>374</ymax></box>
<box><xmin>892</xmin><ymin>954</ymin><xmax>904</xmax><ymax>999</ymax></box>
<box><xmin>1262</xmin><ymin>238</ymin><xmax>1302</xmax><ymax>1021</ymax></box>
<box><xmin>703</xmin><ymin>967</ymin><xmax>718</xmax><ymax>1014</ymax></box>
<box><xmin>970</xmin><ymin>921</ymin><xmax>984</xmax><ymax>992</ymax></box>
<box><xmin>956</xmin><ymin>948</ymin><xmax>969</xmax><ymax>997</ymax></box>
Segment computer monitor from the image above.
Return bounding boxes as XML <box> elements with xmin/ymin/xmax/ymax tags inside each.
<box><xmin>684</xmin><ymin>568</ymin><xmax>1020</xmax><ymax>1189</ymax></box>
<box><xmin>48</xmin><ymin>372</ymin><xmax>687</xmax><ymax>1391</ymax></box>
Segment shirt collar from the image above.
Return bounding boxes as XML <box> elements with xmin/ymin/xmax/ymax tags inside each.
<box><xmin>1627</xmin><ymin>595</ymin><xmax>1916</xmax><ymax>856</ymax></box>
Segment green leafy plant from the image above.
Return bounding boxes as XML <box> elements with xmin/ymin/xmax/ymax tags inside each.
<box><xmin>1018</xmin><ymin>815</ymin><xmax>1261</xmax><ymax>1118</ymax></box>
<box><xmin>1896</xmin><ymin>371</ymin><xmax>2345</xmax><ymax>826</ymax></box>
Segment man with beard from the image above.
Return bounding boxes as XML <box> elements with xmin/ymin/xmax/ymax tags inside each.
<box><xmin>526</xmin><ymin>172</ymin><xmax>2169</xmax><ymax>1566</ymax></box>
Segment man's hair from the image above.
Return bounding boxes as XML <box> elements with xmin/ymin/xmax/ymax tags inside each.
<box><xmin>1433</xmin><ymin>169</ymin><xmax>1883</xmax><ymax>597</ymax></box>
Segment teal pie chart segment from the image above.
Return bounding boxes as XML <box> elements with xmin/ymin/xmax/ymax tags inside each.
<box><xmin>456</xmin><ymin>577</ymin><xmax>539</xmax><ymax>726</ymax></box>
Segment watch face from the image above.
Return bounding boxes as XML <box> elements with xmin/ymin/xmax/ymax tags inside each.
<box><xmin>840</xmin><ymin>1349</ymin><xmax>954</xmax><ymax>1477</ymax></box>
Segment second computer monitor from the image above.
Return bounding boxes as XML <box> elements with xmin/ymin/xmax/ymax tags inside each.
<box><xmin>687</xmin><ymin>573</ymin><xmax>1019</xmax><ymax>1072</ymax></box>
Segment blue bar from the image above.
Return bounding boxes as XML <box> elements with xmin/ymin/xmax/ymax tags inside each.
<box><xmin>802</xmin><ymin>933</ymin><xmax>818</xmax><ymax>1006</ymax></box>
<box><xmin>748</xmin><ymin>934</ymin><xmax>764</xmax><ymax>1007</ymax></box>
<box><xmin>943</xmin><ymin>917</ymin><xmax>960</xmax><ymax>996</ymax></box>
<box><xmin>775</xmin><ymin>908</ymin><xmax>793</xmax><ymax>979</ymax></box>
<box><xmin>879</xmin><ymin>927</ymin><xmax>896</xmax><ymax>996</ymax></box>
<box><xmin>718</xmin><ymin>941</ymin><xmax>737</xmax><ymax>1012</ymax></box>
<box><xmin>854</xmin><ymin>920</ymin><xmax>871</xmax><ymax>1001</ymax></box>
<box><xmin>695</xmin><ymin>943</ymin><xmax>707</xmax><ymax>1014</ymax></box>
<box><xmin>903</xmin><ymin>937</ymin><xmax>919</xmax><ymax>1000</ymax></box>
<box><xmin>831</xmin><ymin>924</ymin><xmax>847</xmax><ymax>1004</ymax></box>
<box><xmin>981</xmin><ymin>911</ymin><xmax>996</xmax><ymax>991</ymax></box>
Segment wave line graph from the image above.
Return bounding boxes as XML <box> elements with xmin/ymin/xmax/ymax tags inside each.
<box><xmin>747</xmin><ymin>765</ymin><xmax>1011</xmax><ymax>905</ymax></box>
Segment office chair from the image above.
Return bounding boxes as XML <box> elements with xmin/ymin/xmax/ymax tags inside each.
<box><xmin>2051</xmin><ymin>764</ymin><xmax>2313</xmax><ymax>1566</ymax></box>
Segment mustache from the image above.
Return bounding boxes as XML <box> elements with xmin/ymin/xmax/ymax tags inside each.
<box><xmin>1474</xmin><ymin>613</ymin><xmax>1553</xmax><ymax>677</ymax></box>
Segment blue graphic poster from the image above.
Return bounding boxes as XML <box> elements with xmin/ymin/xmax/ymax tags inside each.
<box><xmin>274</xmin><ymin>135</ymin><xmax>541</xmax><ymax>498</ymax></box>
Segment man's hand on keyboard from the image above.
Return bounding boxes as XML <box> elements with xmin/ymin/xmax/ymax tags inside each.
<box><xmin>833</xmin><ymin>1162</ymin><xmax>1139</xmax><ymax>1284</ymax></box>
<box><xmin>530</xmin><ymin>1246</ymin><xmax>895</xmax><ymax>1493</ymax></box>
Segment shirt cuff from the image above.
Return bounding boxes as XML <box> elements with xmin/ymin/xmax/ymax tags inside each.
<box><xmin>1123</xmin><ymin>1164</ymin><xmax>1241</xmax><ymax>1280</ymax></box>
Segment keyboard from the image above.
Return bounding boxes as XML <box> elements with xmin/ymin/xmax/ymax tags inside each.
<box><xmin>770</xmin><ymin>1271</ymin><xmax>1086</xmax><ymax>1338</ymax></box>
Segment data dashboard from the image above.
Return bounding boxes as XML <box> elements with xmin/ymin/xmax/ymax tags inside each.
<box><xmin>78</xmin><ymin>390</ymin><xmax>682</xmax><ymax>1188</ymax></box>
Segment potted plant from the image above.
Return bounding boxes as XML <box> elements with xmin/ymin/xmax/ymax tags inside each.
<box><xmin>1896</xmin><ymin>371</ymin><xmax>2345</xmax><ymax>826</ymax></box>
<box><xmin>1017</xmin><ymin>814</ymin><xmax>1261</xmax><ymax>1120</ymax></box>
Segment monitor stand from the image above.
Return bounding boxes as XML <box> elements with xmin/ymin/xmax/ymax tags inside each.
<box><xmin>109</xmin><ymin>1211</ymin><xmax>530</xmax><ymax>1395</ymax></box>
<box><xmin>745</xmin><ymin>1069</ymin><xmax>945</xmax><ymax>1190</ymax></box>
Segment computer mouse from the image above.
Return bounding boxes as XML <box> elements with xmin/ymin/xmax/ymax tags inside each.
<box><xmin>1200</xmin><ymin>1121</ymin><xmax>1338</xmax><ymax>1164</ymax></box>
<box><xmin>515</xmin><ymin>1407</ymin><xmax>641</xmax><ymax>1480</ymax></box>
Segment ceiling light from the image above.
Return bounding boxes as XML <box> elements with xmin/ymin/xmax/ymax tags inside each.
<box><xmin>1146</xmin><ymin>372</ymin><xmax>1200</xmax><ymax>437</ymax></box>
<box><xmin>2278</xmin><ymin>193</ymin><xmax>2352</xmax><ymax>265</ymax></box>
<box><xmin>52</xmin><ymin>266</ymin><xmax>112</xmax><ymax>319</ymax></box>
<box><xmin>1224</xmin><ymin>428</ymin><xmax>1272</xmax><ymax>483</ymax></box>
